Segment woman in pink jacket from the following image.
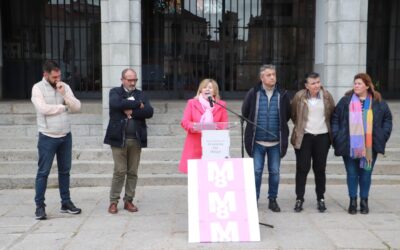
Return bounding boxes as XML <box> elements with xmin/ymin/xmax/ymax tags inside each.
<box><xmin>179</xmin><ymin>79</ymin><xmax>229</xmax><ymax>173</ymax></box>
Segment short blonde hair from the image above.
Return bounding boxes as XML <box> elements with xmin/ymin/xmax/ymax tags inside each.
<box><xmin>195</xmin><ymin>78</ymin><xmax>221</xmax><ymax>100</ymax></box>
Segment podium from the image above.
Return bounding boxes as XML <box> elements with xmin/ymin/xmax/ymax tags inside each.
<box><xmin>191</xmin><ymin>122</ymin><xmax>240</xmax><ymax>160</ymax></box>
<box><xmin>187</xmin><ymin>122</ymin><xmax>260</xmax><ymax>243</ymax></box>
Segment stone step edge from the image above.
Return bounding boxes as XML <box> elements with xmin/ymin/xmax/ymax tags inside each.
<box><xmin>0</xmin><ymin>173</ymin><xmax>400</xmax><ymax>179</ymax></box>
<box><xmin>2</xmin><ymin>160</ymin><xmax>400</xmax><ymax>165</ymax></box>
<box><xmin>2</xmin><ymin>147</ymin><xmax>400</xmax><ymax>152</ymax></box>
<box><xmin>1</xmin><ymin>173</ymin><xmax>399</xmax><ymax>189</ymax></box>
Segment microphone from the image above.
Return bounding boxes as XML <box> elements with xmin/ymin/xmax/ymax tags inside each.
<box><xmin>207</xmin><ymin>95</ymin><xmax>214</xmax><ymax>107</ymax></box>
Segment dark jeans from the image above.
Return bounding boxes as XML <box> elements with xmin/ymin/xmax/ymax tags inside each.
<box><xmin>295</xmin><ymin>133</ymin><xmax>330</xmax><ymax>201</ymax></box>
<box><xmin>35</xmin><ymin>132</ymin><xmax>72</xmax><ymax>206</ymax></box>
<box><xmin>253</xmin><ymin>143</ymin><xmax>280</xmax><ymax>200</ymax></box>
<box><xmin>343</xmin><ymin>154</ymin><xmax>377</xmax><ymax>199</ymax></box>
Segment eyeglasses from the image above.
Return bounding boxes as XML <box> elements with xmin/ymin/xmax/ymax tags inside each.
<box><xmin>124</xmin><ymin>78</ymin><xmax>138</xmax><ymax>82</ymax></box>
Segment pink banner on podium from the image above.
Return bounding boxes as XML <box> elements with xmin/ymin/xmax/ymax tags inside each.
<box><xmin>188</xmin><ymin>158</ymin><xmax>260</xmax><ymax>243</ymax></box>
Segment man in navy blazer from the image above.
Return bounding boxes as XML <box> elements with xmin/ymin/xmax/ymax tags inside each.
<box><xmin>104</xmin><ymin>68</ymin><xmax>153</xmax><ymax>214</ymax></box>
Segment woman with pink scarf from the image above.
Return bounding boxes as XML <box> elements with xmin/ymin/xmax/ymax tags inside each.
<box><xmin>179</xmin><ymin>79</ymin><xmax>228</xmax><ymax>173</ymax></box>
<box><xmin>331</xmin><ymin>73</ymin><xmax>392</xmax><ymax>214</ymax></box>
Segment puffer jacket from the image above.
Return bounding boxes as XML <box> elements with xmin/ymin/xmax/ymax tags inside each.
<box><xmin>242</xmin><ymin>82</ymin><xmax>291</xmax><ymax>157</ymax></box>
<box><xmin>254</xmin><ymin>87</ymin><xmax>280</xmax><ymax>142</ymax></box>
<box><xmin>290</xmin><ymin>88</ymin><xmax>335</xmax><ymax>149</ymax></box>
<box><xmin>331</xmin><ymin>92</ymin><xmax>392</xmax><ymax>156</ymax></box>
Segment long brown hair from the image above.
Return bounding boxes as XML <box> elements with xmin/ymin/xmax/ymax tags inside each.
<box><xmin>347</xmin><ymin>73</ymin><xmax>382</xmax><ymax>101</ymax></box>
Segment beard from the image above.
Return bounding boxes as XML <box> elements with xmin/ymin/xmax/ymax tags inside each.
<box><xmin>126</xmin><ymin>85</ymin><xmax>136</xmax><ymax>91</ymax></box>
<box><xmin>45</xmin><ymin>77</ymin><xmax>57</xmax><ymax>87</ymax></box>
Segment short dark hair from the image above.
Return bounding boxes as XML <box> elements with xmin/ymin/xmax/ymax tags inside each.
<box><xmin>42</xmin><ymin>60</ymin><xmax>60</xmax><ymax>73</ymax></box>
<box><xmin>305</xmin><ymin>72</ymin><xmax>319</xmax><ymax>80</ymax></box>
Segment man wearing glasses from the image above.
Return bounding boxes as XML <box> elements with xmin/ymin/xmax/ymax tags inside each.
<box><xmin>104</xmin><ymin>68</ymin><xmax>154</xmax><ymax>214</ymax></box>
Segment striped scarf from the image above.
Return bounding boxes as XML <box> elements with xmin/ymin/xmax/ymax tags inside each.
<box><xmin>349</xmin><ymin>94</ymin><xmax>373</xmax><ymax>171</ymax></box>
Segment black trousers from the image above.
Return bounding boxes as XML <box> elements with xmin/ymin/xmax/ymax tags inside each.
<box><xmin>295</xmin><ymin>133</ymin><xmax>330</xmax><ymax>201</ymax></box>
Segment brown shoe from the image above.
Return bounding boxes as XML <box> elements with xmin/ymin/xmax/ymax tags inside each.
<box><xmin>124</xmin><ymin>201</ymin><xmax>138</xmax><ymax>212</ymax></box>
<box><xmin>108</xmin><ymin>202</ymin><xmax>118</xmax><ymax>214</ymax></box>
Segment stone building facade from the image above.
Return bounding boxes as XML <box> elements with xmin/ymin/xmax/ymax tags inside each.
<box><xmin>0</xmin><ymin>0</ymin><xmax>398</xmax><ymax>131</ymax></box>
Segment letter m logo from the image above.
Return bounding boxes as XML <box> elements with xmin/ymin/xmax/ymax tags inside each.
<box><xmin>207</xmin><ymin>161</ymin><xmax>234</xmax><ymax>188</ymax></box>
<box><xmin>210</xmin><ymin>222</ymin><xmax>239</xmax><ymax>241</ymax></box>
<box><xmin>208</xmin><ymin>191</ymin><xmax>236</xmax><ymax>219</ymax></box>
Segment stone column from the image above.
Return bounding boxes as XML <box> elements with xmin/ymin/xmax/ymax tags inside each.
<box><xmin>0</xmin><ymin>10</ymin><xmax>3</xmax><ymax>99</ymax></box>
<box><xmin>322</xmin><ymin>0</ymin><xmax>368</xmax><ymax>101</ymax></box>
<box><xmin>101</xmin><ymin>0</ymin><xmax>142</xmax><ymax>136</ymax></box>
<box><xmin>314</xmin><ymin>0</ymin><xmax>326</xmax><ymax>81</ymax></box>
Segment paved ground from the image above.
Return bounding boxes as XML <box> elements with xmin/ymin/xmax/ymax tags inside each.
<box><xmin>1</xmin><ymin>184</ymin><xmax>400</xmax><ymax>250</ymax></box>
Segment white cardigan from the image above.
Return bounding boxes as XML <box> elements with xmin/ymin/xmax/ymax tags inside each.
<box><xmin>31</xmin><ymin>78</ymin><xmax>81</xmax><ymax>137</ymax></box>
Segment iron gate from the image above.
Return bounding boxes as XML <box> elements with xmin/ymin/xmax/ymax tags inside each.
<box><xmin>142</xmin><ymin>0</ymin><xmax>315</xmax><ymax>98</ymax></box>
<box><xmin>1</xmin><ymin>0</ymin><xmax>101</xmax><ymax>99</ymax></box>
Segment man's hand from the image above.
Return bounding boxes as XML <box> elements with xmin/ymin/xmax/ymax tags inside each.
<box><xmin>124</xmin><ymin>109</ymin><xmax>133</xmax><ymax>119</ymax></box>
<box><xmin>56</xmin><ymin>82</ymin><xmax>66</xmax><ymax>96</ymax></box>
<box><xmin>140</xmin><ymin>102</ymin><xmax>144</xmax><ymax>109</ymax></box>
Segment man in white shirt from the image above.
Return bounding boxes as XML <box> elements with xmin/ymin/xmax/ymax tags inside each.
<box><xmin>31</xmin><ymin>60</ymin><xmax>82</xmax><ymax>220</ymax></box>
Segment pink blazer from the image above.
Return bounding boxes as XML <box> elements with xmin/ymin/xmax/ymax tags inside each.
<box><xmin>179</xmin><ymin>98</ymin><xmax>228</xmax><ymax>173</ymax></box>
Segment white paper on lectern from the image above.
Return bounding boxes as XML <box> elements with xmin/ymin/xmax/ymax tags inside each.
<box><xmin>201</xmin><ymin>130</ymin><xmax>230</xmax><ymax>159</ymax></box>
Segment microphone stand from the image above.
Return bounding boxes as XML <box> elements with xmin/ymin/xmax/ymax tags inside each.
<box><xmin>211</xmin><ymin>99</ymin><xmax>278</xmax><ymax>158</ymax></box>
<box><xmin>211</xmin><ymin>99</ymin><xmax>275</xmax><ymax>229</ymax></box>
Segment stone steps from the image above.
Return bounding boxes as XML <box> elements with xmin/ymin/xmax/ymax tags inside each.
<box><xmin>0</xmin><ymin>100</ymin><xmax>398</xmax><ymax>188</ymax></box>
<box><xmin>0</xmin><ymin>136</ymin><xmax>104</xmax><ymax>149</ymax></box>
<box><xmin>1</xmin><ymin>159</ymin><xmax>399</xmax><ymax>175</ymax></box>
<box><xmin>1</xmin><ymin>147</ymin><xmax>400</xmax><ymax>162</ymax></box>
<box><xmin>2</xmin><ymin>173</ymin><xmax>400</xmax><ymax>189</ymax></box>
<box><xmin>1</xmin><ymin>135</ymin><xmax>400</xmax><ymax>149</ymax></box>
<box><xmin>0</xmin><ymin>100</ymin><xmax>244</xmax><ymax>114</ymax></box>
<box><xmin>0</xmin><ymin>119</ymin><xmax>244</xmax><ymax>137</ymax></box>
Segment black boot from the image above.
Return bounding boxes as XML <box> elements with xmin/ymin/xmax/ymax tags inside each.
<box><xmin>268</xmin><ymin>198</ymin><xmax>281</xmax><ymax>212</ymax></box>
<box><xmin>294</xmin><ymin>199</ymin><xmax>303</xmax><ymax>212</ymax></box>
<box><xmin>348</xmin><ymin>197</ymin><xmax>357</xmax><ymax>214</ymax></box>
<box><xmin>360</xmin><ymin>198</ymin><xmax>369</xmax><ymax>214</ymax></box>
<box><xmin>317</xmin><ymin>199</ymin><xmax>327</xmax><ymax>212</ymax></box>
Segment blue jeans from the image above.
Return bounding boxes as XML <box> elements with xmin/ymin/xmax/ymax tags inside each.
<box><xmin>35</xmin><ymin>132</ymin><xmax>72</xmax><ymax>206</ymax></box>
<box><xmin>343</xmin><ymin>154</ymin><xmax>377</xmax><ymax>199</ymax></box>
<box><xmin>253</xmin><ymin>143</ymin><xmax>280</xmax><ymax>200</ymax></box>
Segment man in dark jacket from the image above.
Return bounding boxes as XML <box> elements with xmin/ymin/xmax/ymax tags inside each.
<box><xmin>104</xmin><ymin>68</ymin><xmax>153</xmax><ymax>214</ymax></box>
<box><xmin>242</xmin><ymin>64</ymin><xmax>291</xmax><ymax>212</ymax></box>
